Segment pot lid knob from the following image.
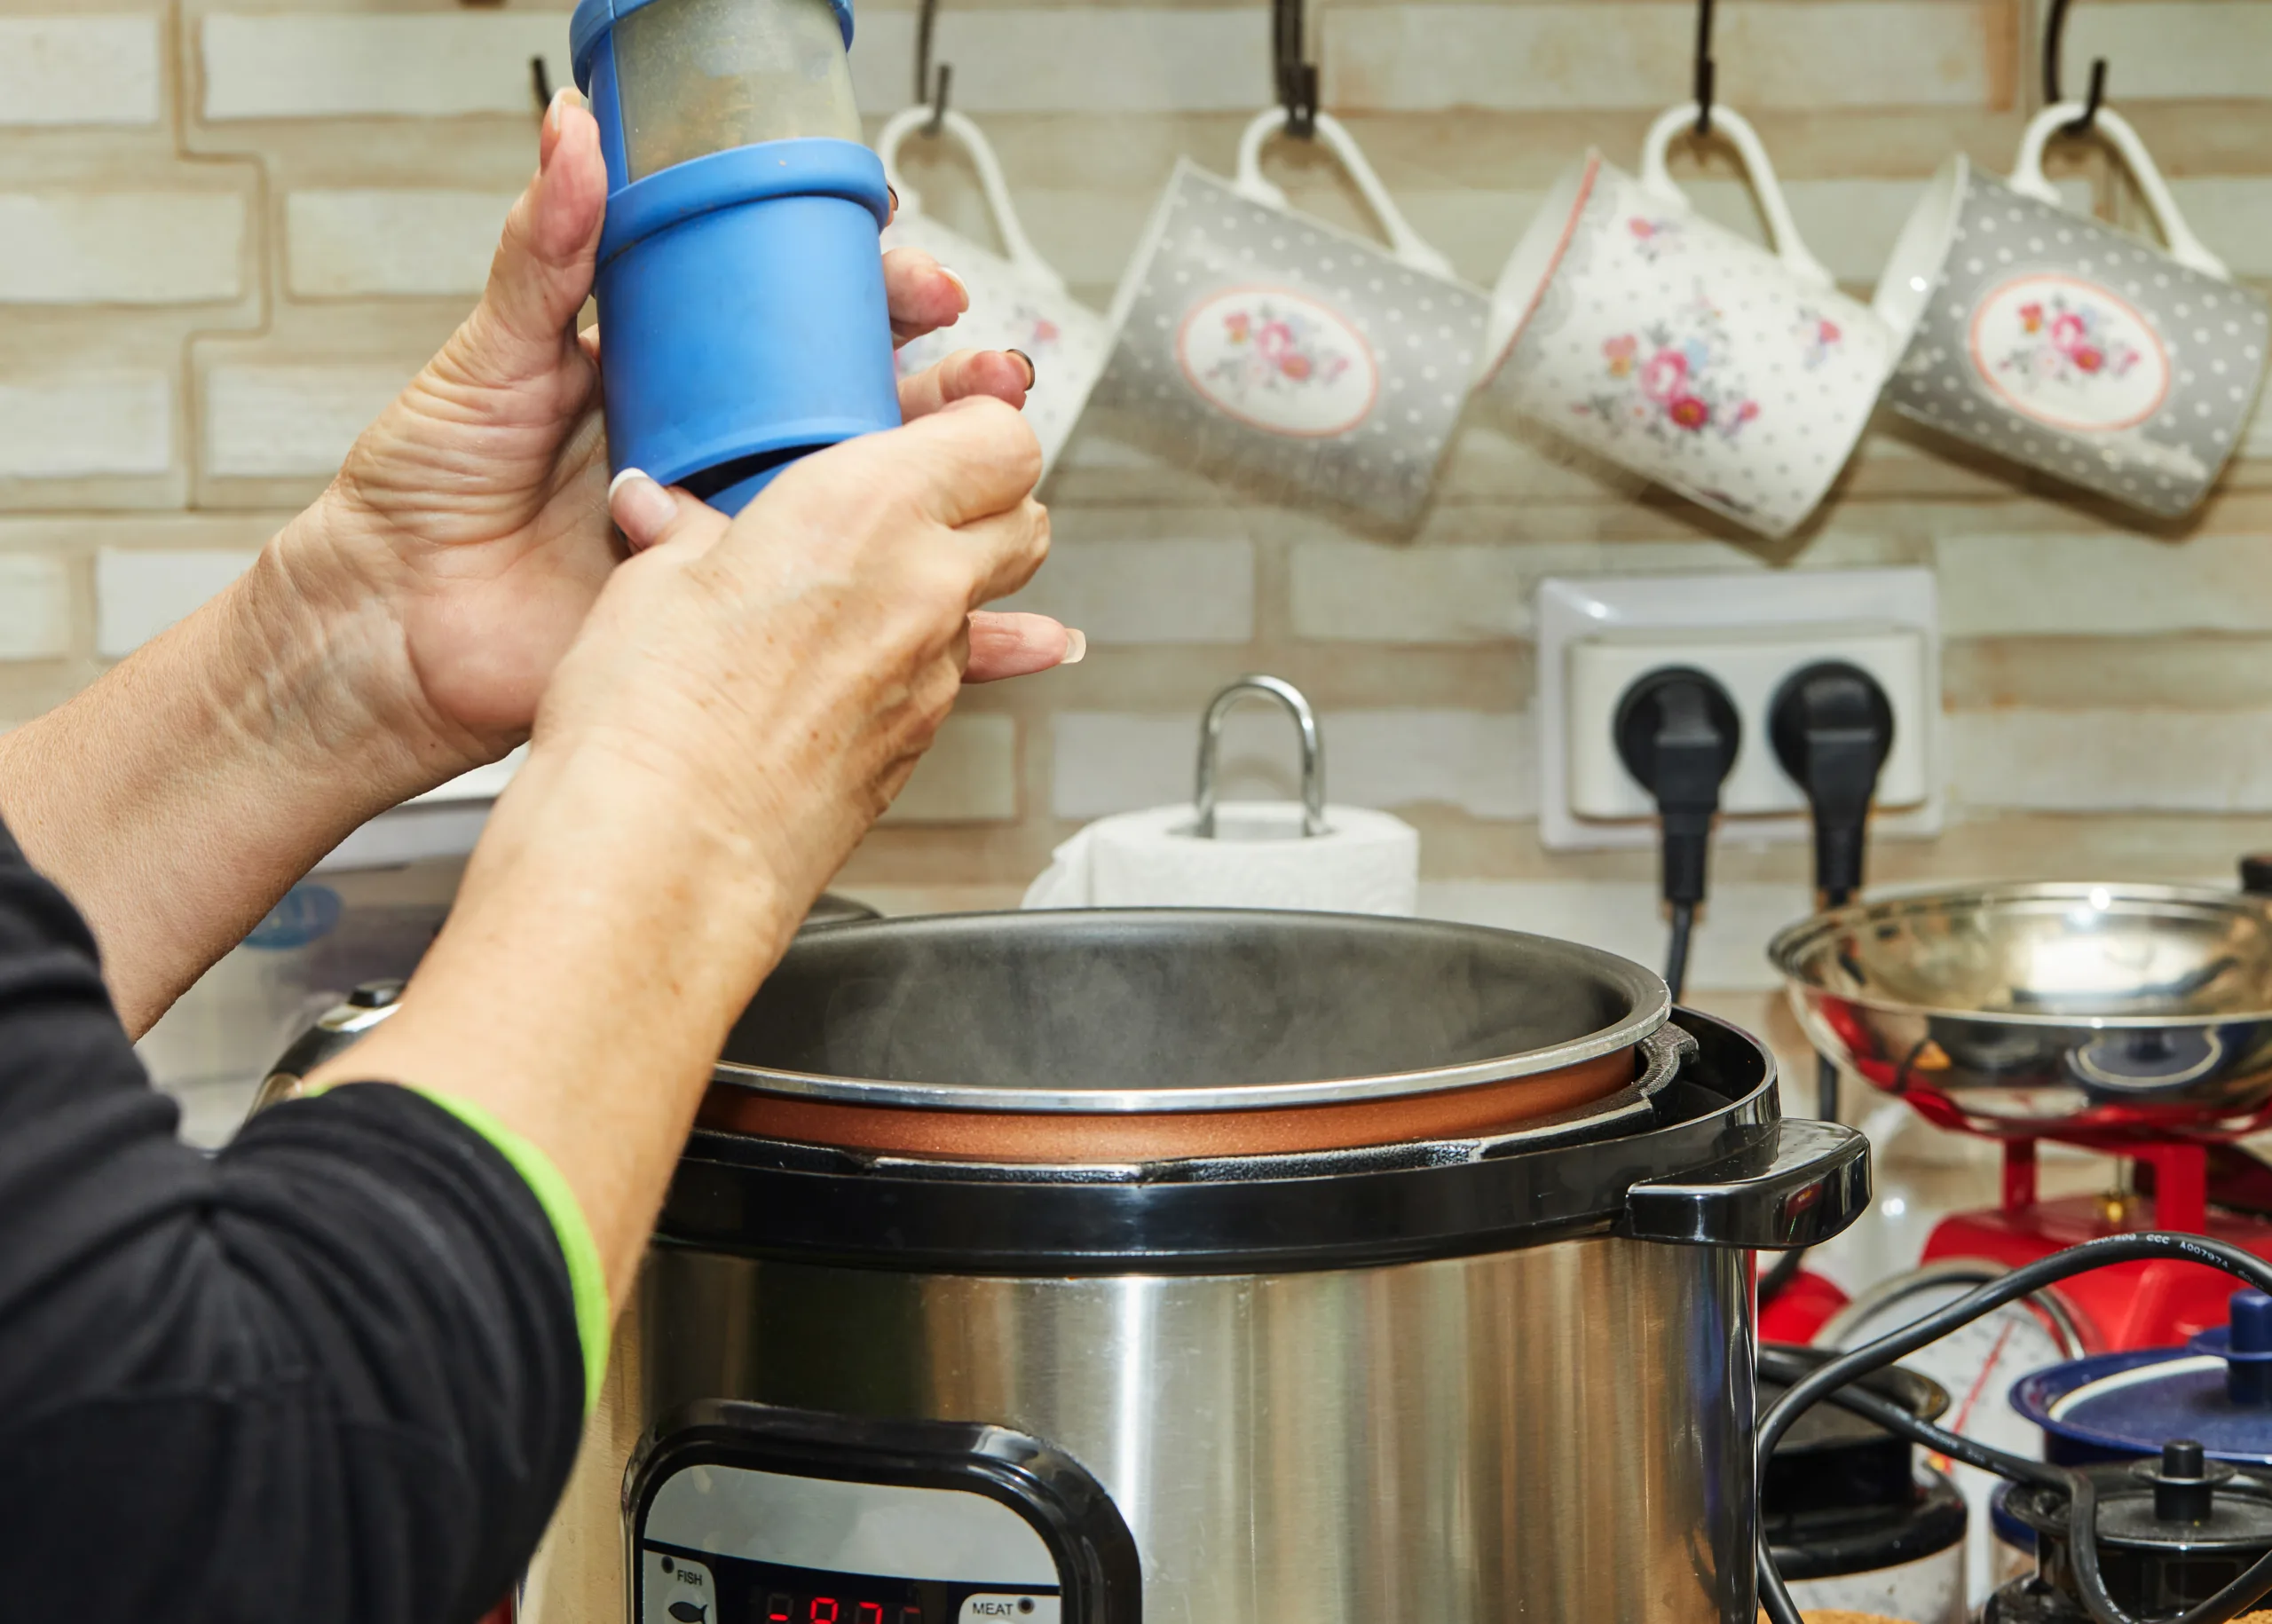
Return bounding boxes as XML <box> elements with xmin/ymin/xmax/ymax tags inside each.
<box><xmin>2142</xmin><ymin>1438</ymin><xmax>2233</xmax><ymax>1525</ymax></box>
<box><xmin>2229</xmin><ymin>1290</ymin><xmax>2272</xmax><ymax>1406</ymax></box>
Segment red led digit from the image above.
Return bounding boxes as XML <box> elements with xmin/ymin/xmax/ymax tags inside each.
<box><xmin>857</xmin><ymin>1603</ymin><xmax>884</xmax><ymax>1624</ymax></box>
<box><xmin>768</xmin><ymin>1597</ymin><xmax>793</xmax><ymax>1624</ymax></box>
<box><xmin>811</xmin><ymin>1600</ymin><xmax>840</xmax><ymax>1624</ymax></box>
<box><xmin>901</xmin><ymin>1607</ymin><xmax>922</xmax><ymax>1624</ymax></box>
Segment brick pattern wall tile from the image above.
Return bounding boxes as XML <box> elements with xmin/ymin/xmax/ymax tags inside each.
<box><xmin>0</xmin><ymin>17</ymin><xmax>162</xmax><ymax>128</ymax></box>
<box><xmin>848</xmin><ymin>10</ymin><xmax>1270</xmax><ymax>118</ymax></box>
<box><xmin>95</xmin><ymin>548</ymin><xmax>258</xmax><ymax>659</ymax></box>
<box><xmin>1937</xmin><ymin>532</ymin><xmax>2272</xmax><ymax>635</ymax></box>
<box><xmin>201</xmin><ymin>12</ymin><xmax>568</xmax><ymax>122</ymax></box>
<box><xmin>0</xmin><ymin>374</ymin><xmax>172</xmax><ymax>479</ymax></box>
<box><xmin>0</xmin><ymin>193</ymin><xmax>246</xmax><ymax>305</ymax></box>
<box><xmin>2064</xmin><ymin>4</ymin><xmax>2272</xmax><ymax>102</ymax></box>
<box><xmin>201</xmin><ymin>362</ymin><xmax>407</xmax><ymax>479</ymax></box>
<box><xmin>998</xmin><ymin>539</ymin><xmax>1255</xmax><ymax>644</ymax></box>
<box><xmin>1325</xmin><ymin>4</ymin><xmax>2000</xmax><ymax>114</ymax></box>
<box><xmin>1052</xmin><ymin>709</ymin><xmax>1532</xmax><ymax>820</ymax></box>
<box><xmin>880</xmin><ymin>714</ymin><xmax>1019</xmax><ymax>823</ymax></box>
<box><xmin>0</xmin><ymin>556</ymin><xmax>73</xmax><ymax>661</ymax></box>
<box><xmin>287</xmin><ymin>191</ymin><xmax>517</xmax><ymax>299</ymax></box>
<box><xmin>1952</xmin><ymin>710</ymin><xmax>2272</xmax><ymax>813</ymax></box>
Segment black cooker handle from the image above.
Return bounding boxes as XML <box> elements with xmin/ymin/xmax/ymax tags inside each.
<box><xmin>1618</xmin><ymin>1118</ymin><xmax>1870</xmax><ymax>1249</ymax></box>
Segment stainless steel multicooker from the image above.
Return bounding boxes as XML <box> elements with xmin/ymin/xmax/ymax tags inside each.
<box><xmin>262</xmin><ymin>909</ymin><xmax>1870</xmax><ymax>1624</ymax></box>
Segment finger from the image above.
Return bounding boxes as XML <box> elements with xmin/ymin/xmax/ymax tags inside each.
<box><xmin>608</xmin><ymin>469</ymin><xmax>729</xmax><ymax>557</ymax></box>
<box><xmin>896</xmin><ymin>348</ymin><xmax>1033</xmax><ymax>421</ymax></box>
<box><xmin>847</xmin><ymin>396</ymin><xmax>1044</xmax><ymax>529</ymax></box>
<box><xmin>951</xmin><ymin>496</ymin><xmax>1053</xmax><ymax>608</ymax></box>
<box><xmin>457</xmin><ymin>91</ymin><xmax>607</xmax><ymax>385</ymax></box>
<box><xmin>885</xmin><ymin>246</ymin><xmax>969</xmax><ymax>344</ymax></box>
<box><xmin>965</xmin><ymin>613</ymin><xmax>1083</xmax><ymax>683</ymax></box>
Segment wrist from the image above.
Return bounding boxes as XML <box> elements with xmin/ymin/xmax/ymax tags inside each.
<box><xmin>251</xmin><ymin>489</ymin><xmax>499</xmax><ymax>804</ymax></box>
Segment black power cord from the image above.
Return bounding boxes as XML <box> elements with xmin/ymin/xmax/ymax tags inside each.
<box><xmin>1759</xmin><ymin>663</ymin><xmax>1895</xmax><ymax>1311</ymax></box>
<box><xmin>1614</xmin><ymin>667</ymin><xmax>1740</xmax><ymax>1003</ymax></box>
<box><xmin>1757</xmin><ymin>1233</ymin><xmax>2272</xmax><ymax>1624</ymax></box>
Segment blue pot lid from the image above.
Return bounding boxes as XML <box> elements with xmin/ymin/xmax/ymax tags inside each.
<box><xmin>2008</xmin><ymin>1291</ymin><xmax>2272</xmax><ymax>1468</ymax></box>
<box><xmin>571</xmin><ymin>0</ymin><xmax>856</xmax><ymax>92</ymax></box>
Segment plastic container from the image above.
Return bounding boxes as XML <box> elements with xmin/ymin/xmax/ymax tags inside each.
<box><xmin>571</xmin><ymin>0</ymin><xmax>900</xmax><ymax>512</ymax></box>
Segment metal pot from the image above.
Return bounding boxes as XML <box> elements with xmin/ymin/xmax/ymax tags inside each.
<box><xmin>264</xmin><ymin>909</ymin><xmax>1870</xmax><ymax>1624</ymax></box>
<box><xmin>1769</xmin><ymin>882</ymin><xmax>2272</xmax><ymax>1142</ymax></box>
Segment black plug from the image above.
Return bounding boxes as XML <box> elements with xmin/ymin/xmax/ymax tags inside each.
<box><xmin>1769</xmin><ymin>661</ymin><xmax>1894</xmax><ymax>909</ymax></box>
<box><xmin>1614</xmin><ymin>668</ymin><xmax>1740</xmax><ymax>1001</ymax></box>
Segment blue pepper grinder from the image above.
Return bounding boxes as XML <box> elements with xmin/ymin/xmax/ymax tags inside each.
<box><xmin>570</xmin><ymin>0</ymin><xmax>901</xmax><ymax>514</ymax></box>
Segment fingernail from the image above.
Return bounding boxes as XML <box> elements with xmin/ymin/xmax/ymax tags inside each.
<box><xmin>546</xmin><ymin>86</ymin><xmax>574</xmax><ymax>137</ymax></box>
<box><xmin>1061</xmin><ymin>627</ymin><xmax>1087</xmax><ymax>666</ymax></box>
<box><xmin>937</xmin><ymin>264</ymin><xmax>971</xmax><ymax>311</ymax></box>
<box><xmin>608</xmin><ymin>467</ymin><xmax>675</xmax><ymax>542</ymax></box>
<box><xmin>1006</xmin><ymin>348</ymin><xmax>1036</xmax><ymax>388</ymax></box>
<box><xmin>887</xmin><ymin>184</ymin><xmax>899</xmax><ymax>215</ymax></box>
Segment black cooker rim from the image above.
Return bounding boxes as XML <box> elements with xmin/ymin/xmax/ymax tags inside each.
<box><xmin>652</xmin><ymin>1009</ymin><xmax>1853</xmax><ymax>1273</ymax></box>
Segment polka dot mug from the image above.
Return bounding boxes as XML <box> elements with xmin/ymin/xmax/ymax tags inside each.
<box><xmin>879</xmin><ymin>107</ymin><xmax>1112</xmax><ymax>481</ymax></box>
<box><xmin>1874</xmin><ymin>101</ymin><xmax>2271</xmax><ymax>519</ymax></box>
<box><xmin>1086</xmin><ymin>107</ymin><xmax>1491</xmax><ymax>529</ymax></box>
<box><xmin>1482</xmin><ymin>103</ymin><xmax>1895</xmax><ymax>540</ymax></box>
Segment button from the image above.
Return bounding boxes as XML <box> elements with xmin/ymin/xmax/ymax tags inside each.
<box><xmin>958</xmin><ymin>1596</ymin><xmax>1058</xmax><ymax>1624</ymax></box>
<box><xmin>348</xmin><ymin>979</ymin><xmax>406</xmax><ymax>1008</ymax></box>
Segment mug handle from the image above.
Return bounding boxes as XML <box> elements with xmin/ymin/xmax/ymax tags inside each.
<box><xmin>875</xmin><ymin>105</ymin><xmax>1070</xmax><ymax>293</ymax></box>
<box><xmin>1639</xmin><ymin>102</ymin><xmax>1835</xmax><ymax>292</ymax></box>
<box><xmin>2008</xmin><ymin>103</ymin><xmax>2231</xmax><ymax>280</ymax></box>
<box><xmin>1234</xmin><ymin>106</ymin><xmax>1459</xmax><ymax>280</ymax></box>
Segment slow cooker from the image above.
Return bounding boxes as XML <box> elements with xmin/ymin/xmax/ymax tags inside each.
<box><xmin>259</xmin><ymin>909</ymin><xmax>1870</xmax><ymax>1624</ymax></box>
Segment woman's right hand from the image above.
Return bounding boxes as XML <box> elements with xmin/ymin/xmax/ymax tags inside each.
<box><xmin>560</xmin><ymin>397</ymin><xmax>1052</xmax><ymax>908</ymax></box>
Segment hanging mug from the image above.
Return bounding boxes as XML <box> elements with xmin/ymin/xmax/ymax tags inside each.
<box><xmin>1874</xmin><ymin>102</ymin><xmax>2271</xmax><ymax>518</ymax></box>
<box><xmin>1087</xmin><ymin>108</ymin><xmax>1491</xmax><ymax>528</ymax></box>
<box><xmin>878</xmin><ymin>106</ymin><xmax>1112</xmax><ymax>477</ymax></box>
<box><xmin>1482</xmin><ymin>104</ymin><xmax>1896</xmax><ymax>540</ymax></box>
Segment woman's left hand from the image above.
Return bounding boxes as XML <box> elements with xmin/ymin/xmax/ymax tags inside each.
<box><xmin>289</xmin><ymin>89</ymin><xmax>1069</xmax><ymax>789</ymax></box>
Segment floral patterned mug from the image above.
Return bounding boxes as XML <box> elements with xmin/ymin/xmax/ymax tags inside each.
<box><xmin>1483</xmin><ymin>104</ymin><xmax>1896</xmax><ymax>539</ymax></box>
<box><xmin>1085</xmin><ymin>108</ymin><xmax>1491</xmax><ymax>527</ymax></box>
<box><xmin>1874</xmin><ymin>102</ymin><xmax>2270</xmax><ymax>518</ymax></box>
<box><xmin>878</xmin><ymin>107</ymin><xmax>1112</xmax><ymax>478</ymax></box>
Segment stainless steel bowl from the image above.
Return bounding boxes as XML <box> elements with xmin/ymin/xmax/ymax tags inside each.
<box><xmin>1768</xmin><ymin>882</ymin><xmax>2272</xmax><ymax>1140</ymax></box>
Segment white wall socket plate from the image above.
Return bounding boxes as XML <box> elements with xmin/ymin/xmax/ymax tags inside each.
<box><xmin>1536</xmin><ymin>569</ymin><xmax>1943</xmax><ymax>852</ymax></box>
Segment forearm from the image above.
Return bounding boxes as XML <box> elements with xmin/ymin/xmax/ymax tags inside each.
<box><xmin>0</xmin><ymin>498</ymin><xmax>469</xmax><ymax>1034</ymax></box>
<box><xmin>304</xmin><ymin>728</ymin><xmax>816</xmax><ymax>1305</ymax></box>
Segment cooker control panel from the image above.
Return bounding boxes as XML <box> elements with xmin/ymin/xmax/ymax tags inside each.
<box><xmin>627</xmin><ymin>1404</ymin><xmax>1140</xmax><ymax>1624</ymax></box>
<box><xmin>637</xmin><ymin>1467</ymin><xmax>1066</xmax><ymax>1624</ymax></box>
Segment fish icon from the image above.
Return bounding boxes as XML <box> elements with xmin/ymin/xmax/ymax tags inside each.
<box><xmin>668</xmin><ymin>1603</ymin><xmax>708</xmax><ymax>1622</ymax></box>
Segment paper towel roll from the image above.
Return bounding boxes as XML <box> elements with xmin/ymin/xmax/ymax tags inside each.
<box><xmin>1022</xmin><ymin>800</ymin><xmax>1419</xmax><ymax>914</ymax></box>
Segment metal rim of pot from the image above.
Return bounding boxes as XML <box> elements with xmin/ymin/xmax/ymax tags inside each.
<box><xmin>707</xmin><ymin>909</ymin><xmax>1669</xmax><ymax>1115</ymax></box>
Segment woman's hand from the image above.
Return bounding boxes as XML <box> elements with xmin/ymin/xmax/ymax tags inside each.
<box><xmin>318</xmin><ymin>398</ymin><xmax>1052</xmax><ymax>1297</ymax></box>
<box><xmin>286</xmin><ymin>89</ymin><xmax>1070</xmax><ymax>795</ymax></box>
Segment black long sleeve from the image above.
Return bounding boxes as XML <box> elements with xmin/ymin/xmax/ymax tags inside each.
<box><xmin>0</xmin><ymin>817</ymin><xmax>586</xmax><ymax>1622</ymax></box>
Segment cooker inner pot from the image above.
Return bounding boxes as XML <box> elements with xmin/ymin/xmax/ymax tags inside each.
<box><xmin>718</xmin><ymin>910</ymin><xmax>1659</xmax><ymax>1097</ymax></box>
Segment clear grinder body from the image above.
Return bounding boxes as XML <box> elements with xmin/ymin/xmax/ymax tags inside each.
<box><xmin>571</xmin><ymin>0</ymin><xmax>902</xmax><ymax>513</ymax></box>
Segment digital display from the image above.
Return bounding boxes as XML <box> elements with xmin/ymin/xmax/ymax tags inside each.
<box><xmin>643</xmin><ymin>1545</ymin><xmax>1058</xmax><ymax>1624</ymax></box>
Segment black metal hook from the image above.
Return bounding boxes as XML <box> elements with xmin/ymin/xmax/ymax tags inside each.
<box><xmin>1274</xmin><ymin>0</ymin><xmax>1318</xmax><ymax>139</ymax></box>
<box><xmin>531</xmin><ymin>56</ymin><xmax>552</xmax><ymax>115</ymax></box>
<box><xmin>1693</xmin><ymin>0</ymin><xmax>1716</xmax><ymax>135</ymax></box>
<box><xmin>2043</xmin><ymin>0</ymin><xmax>2108</xmax><ymax>135</ymax></box>
<box><xmin>914</xmin><ymin>0</ymin><xmax>951</xmax><ymax>135</ymax></box>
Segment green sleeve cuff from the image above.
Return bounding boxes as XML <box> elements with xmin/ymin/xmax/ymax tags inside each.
<box><xmin>303</xmin><ymin>1080</ymin><xmax>611</xmax><ymax>1415</ymax></box>
<box><xmin>406</xmin><ymin>1089</ymin><xmax>611</xmax><ymax>1417</ymax></box>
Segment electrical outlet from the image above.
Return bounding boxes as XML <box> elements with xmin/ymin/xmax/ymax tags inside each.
<box><xmin>1536</xmin><ymin>569</ymin><xmax>1942</xmax><ymax>851</ymax></box>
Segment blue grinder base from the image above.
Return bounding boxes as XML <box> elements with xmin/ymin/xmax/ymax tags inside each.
<box><xmin>596</xmin><ymin>140</ymin><xmax>902</xmax><ymax>515</ymax></box>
